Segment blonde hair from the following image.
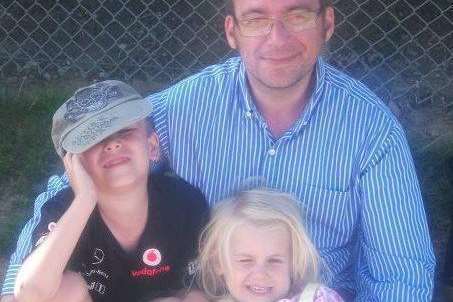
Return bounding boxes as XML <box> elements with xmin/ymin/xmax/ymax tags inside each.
<box><xmin>198</xmin><ymin>188</ymin><xmax>319</xmax><ymax>300</ymax></box>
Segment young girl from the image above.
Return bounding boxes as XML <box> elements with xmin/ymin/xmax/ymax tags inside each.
<box><xmin>198</xmin><ymin>188</ymin><xmax>343</xmax><ymax>302</ymax></box>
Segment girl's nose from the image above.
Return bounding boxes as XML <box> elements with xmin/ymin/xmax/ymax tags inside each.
<box><xmin>250</xmin><ymin>263</ymin><xmax>270</xmax><ymax>279</ymax></box>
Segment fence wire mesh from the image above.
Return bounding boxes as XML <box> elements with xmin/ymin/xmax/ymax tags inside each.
<box><xmin>0</xmin><ymin>0</ymin><xmax>452</xmax><ymax>109</ymax></box>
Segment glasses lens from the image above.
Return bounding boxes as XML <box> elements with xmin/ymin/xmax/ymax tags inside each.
<box><xmin>284</xmin><ymin>10</ymin><xmax>318</xmax><ymax>32</ymax></box>
<box><xmin>239</xmin><ymin>18</ymin><xmax>272</xmax><ymax>37</ymax></box>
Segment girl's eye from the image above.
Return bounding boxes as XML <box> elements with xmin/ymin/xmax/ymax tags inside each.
<box><xmin>239</xmin><ymin>258</ymin><xmax>252</xmax><ymax>263</ymax></box>
<box><xmin>268</xmin><ymin>258</ymin><xmax>284</xmax><ymax>264</ymax></box>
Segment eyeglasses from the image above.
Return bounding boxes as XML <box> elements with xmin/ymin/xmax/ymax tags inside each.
<box><xmin>234</xmin><ymin>9</ymin><xmax>323</xmax><ymax>37</ymax></box>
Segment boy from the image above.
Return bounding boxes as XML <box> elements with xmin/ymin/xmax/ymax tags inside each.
<box><xmin>13</xmin><ymin>80</ymin><xmax>209</xmax><ymax>302</ymax></box>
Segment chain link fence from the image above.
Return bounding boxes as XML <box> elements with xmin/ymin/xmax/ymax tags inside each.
<box><xmin>0</xmin><ymin>0</ymin><xmax>452</xmax><ymax>109</ymax></box>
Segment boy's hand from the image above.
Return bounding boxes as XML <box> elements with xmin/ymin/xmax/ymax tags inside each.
<box><xmin>63</xmin><ymin>153</ymin><xmax>97</xmax><ymax>205</ymax></box>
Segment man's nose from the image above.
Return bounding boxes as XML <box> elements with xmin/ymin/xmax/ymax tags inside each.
<box><xmin>268</xmin><ymin>19</ymin><xmax>292</xmax><ymax>42</ymax></box>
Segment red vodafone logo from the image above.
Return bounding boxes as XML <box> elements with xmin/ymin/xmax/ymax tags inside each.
<box><xmin>143</xmin><ymin>248</ymin><xmax>162</xmax><ymax>266</ymax></box>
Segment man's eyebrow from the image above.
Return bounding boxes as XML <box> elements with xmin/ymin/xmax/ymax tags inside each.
<box><xmin>238</xmin><ymin>5</ymin><xmax>316</xmax><ymax>18</ymax></box>
<box><xmin>238</xmin><ymin>8</ymin><xmax>267</xmax><ymax>18</ymax></box>
<box><xmin>285</xmin><ymin>4</ymin><xmax>319</xmax><ymax>12</ymax></box>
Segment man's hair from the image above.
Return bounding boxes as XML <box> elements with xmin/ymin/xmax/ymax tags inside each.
<box><xmin>197</xmin><ymin>188</ymin><xmax>320</xmax><ymax>300</ymax></box>
<box><xmin>225</xmin><ymin>0</ymin><xmax>333</xmax><ymax>16</ymax></box>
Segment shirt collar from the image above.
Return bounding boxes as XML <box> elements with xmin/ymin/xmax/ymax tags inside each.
<box><xmin>237</xmin><ymin>56</ymin><xmax>327</xmax><ymax>133</ymax></box>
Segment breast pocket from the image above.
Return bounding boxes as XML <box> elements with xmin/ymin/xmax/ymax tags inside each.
<box><xmin>299</xmin><ymin>186</ymin><xmax>356</xmax><ymax>249</ymax></box>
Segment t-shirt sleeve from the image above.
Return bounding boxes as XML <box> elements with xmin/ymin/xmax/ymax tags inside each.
<box><xmin>183</xmin><ymin>183</ymin><xmax>209</xmax><ymax>258</ymax></box>
<box><xmin>154</xmin><ymin>173</ymin><xmax>209</xmax><ymax>289</ymax></box>
<box><xmin>179</xmin><ymin>183</ymin><xmax>209</xmax><ymax>289</ymax></box>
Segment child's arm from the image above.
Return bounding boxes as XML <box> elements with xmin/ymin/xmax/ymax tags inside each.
<box><xmin>14</xmin><ymin>154</ymin><xmax>97</xmax><ymax>302</ymax></box>
<box><xmin>0</xmin><ymin>295</ymin><xmax>16</xmax><ymax>302</ymax></box>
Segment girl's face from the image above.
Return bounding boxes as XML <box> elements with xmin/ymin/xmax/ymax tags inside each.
<box><xmin>220</xmin><ymin>222</ymin><xmax>292</xmax><ymax>302</ymax></box>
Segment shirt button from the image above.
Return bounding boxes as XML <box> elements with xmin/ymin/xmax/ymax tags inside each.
<box><xmin>245</xmin><ymin>111</ymin><xmax>252</xmax><ymax>118</ymax></box>
<box><xmin>268</xmin><ymin>148</ymin><xmax>276</xmax><ymax>156</ymax></box>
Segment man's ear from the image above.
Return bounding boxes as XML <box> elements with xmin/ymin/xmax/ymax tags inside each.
<box><xmin>225</xmin><ymin>15</ymin><xmax>238</xmax><ymax>50</ymax></box>
<box><xmin>323</xmin><ymin>6</ymin><xmax>335</xmax><ymax>42</ymax></box>
<box><xmin>148</xmin><ymin>132</ymin><xmax>160</xmax><ymax>161</ymax></box>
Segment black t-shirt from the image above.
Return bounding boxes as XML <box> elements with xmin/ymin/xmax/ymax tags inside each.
<box><xmin>31</xmin><ymin>173</ymin><xmax>209</xmax><ymax>302</ymax></box>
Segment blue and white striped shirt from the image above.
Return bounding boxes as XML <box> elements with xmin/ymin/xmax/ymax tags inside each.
<box><xmin>2</xmin><ymin>57</ymin><xmax>435</xmax><ymax>301</ymax></box>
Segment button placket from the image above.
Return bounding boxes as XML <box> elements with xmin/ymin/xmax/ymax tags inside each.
<box><xmin>268</xmin><ymin>148</ymin><xmax>276</xmax><ymax>156</ymax></box>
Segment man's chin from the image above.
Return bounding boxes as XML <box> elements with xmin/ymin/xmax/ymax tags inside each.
<box><xmin>256</xmin><ymin>74</ymin><xmax>309</xmax><ymax>90</ymax></box>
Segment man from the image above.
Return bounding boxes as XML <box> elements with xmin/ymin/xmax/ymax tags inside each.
<box><xmin>1</xmin><ymin>0</ymin><xmax>435</xmax><ymax>301</ymax></box>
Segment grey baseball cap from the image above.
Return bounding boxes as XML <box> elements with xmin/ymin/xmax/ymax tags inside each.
<box><xmin>52</xmin><ymin>80</ymin><xmax>153</xmax><ymax>157</ymax></box>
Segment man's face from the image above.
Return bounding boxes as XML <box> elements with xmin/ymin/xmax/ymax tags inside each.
<box><xmin>225</xmin><ymin>0</ymin><xmax>334</xmax><ymax>91</ymax></box>
<box><xmin>80</xmin><ymin>120</ymin><xmax>159</xmax><ymax>192</ymax></box>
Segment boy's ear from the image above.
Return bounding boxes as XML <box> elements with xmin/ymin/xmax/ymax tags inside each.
<box><xmin>147</xmin><ymin>132</ymin><xmax>160</xmax><ymax>161</ymax></box>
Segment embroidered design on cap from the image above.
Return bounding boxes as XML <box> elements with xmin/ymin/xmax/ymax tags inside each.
<box><xmin>70</xmin><ymin>116</ymin><xmax>119</xmax><ymax>147</ymax></box>
<box><xmin>143</xmin><ymin>248</ymin><xmax>162</xmax><ymax>266</ymax></box>
<box><xmin>64</xmin><ymin>83</ymin><xmax>122</xmax><ymax>122</ymax></box>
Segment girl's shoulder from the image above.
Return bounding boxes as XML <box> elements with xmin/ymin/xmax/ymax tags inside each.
<box><xmin>279</xmin><ymin>283</ymin><xmax>344</xmax><ymax>302</ymax></box>
<box><xmin>311</xmin><ymin>285</ymin><xmax>344</xmax><ymax>302</ymax></box>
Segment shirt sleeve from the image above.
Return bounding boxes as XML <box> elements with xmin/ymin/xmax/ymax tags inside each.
<box><xmin>1</xmin><ymin>174</ymin><xmax>69</xmax><ymax>296</ymax></box>
<box><xmin>355</xmin><ymin>124</ymin><xmax>435</xmax><ymax>301</ymax></box>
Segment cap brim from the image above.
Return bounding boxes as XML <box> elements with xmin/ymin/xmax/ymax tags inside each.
<box><xmin>61</xmin><ymin>98</ymin><xmax>153</xmax><ymax>154</ymax></box>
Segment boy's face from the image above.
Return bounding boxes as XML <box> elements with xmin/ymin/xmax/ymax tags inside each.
<box><xmin>79</xmin><ymin>120</ymin><xmax>159</xmax><ymax>192</ymax></box>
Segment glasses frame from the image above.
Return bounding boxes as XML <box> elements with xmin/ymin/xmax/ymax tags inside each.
<box><xmin>233</xmin><ymin>8</ymin><xmax>324</xmax><ymax>37</ymax></box>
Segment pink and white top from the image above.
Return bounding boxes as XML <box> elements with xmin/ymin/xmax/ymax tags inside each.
<box><xmin>278</xmin><ymin>283</ymin><xmax>344</xmax><ymax>302</ymax></box>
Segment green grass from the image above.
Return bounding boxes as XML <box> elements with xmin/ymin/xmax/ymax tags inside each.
<box><xmin>0</xmin><ymin>83</ymin><xmax>76</xmax><ymax>255</ymax></box>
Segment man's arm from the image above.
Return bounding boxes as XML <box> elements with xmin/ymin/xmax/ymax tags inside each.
<box><xmin>1</xmin><ymin>174</ymin><xmax>69</xmax><ymax>297</ymax></box>
<box><xmin>14</xmin><ymin>154</ymin><xmax>97</xmax><ymax>302</ymax></box>
<box><xmin>356</xmin><ymin>124</ymin><xmax>435</xmax><ymax>301</ymax></box>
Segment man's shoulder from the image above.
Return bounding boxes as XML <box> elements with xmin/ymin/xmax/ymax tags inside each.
<box><xmin>148</xmin><ymin>57</ymin><xmax>241</xmax><ymax>101</ymax></box>
<box><xmin>321</xmin><ymin>60</ymin><xmax>398</xmax><ymax>122</ymax></box>
<box><xmin>173</xmin><ymin>56</ymin><xmax>241</xmax><ymax>88</ymax></box>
